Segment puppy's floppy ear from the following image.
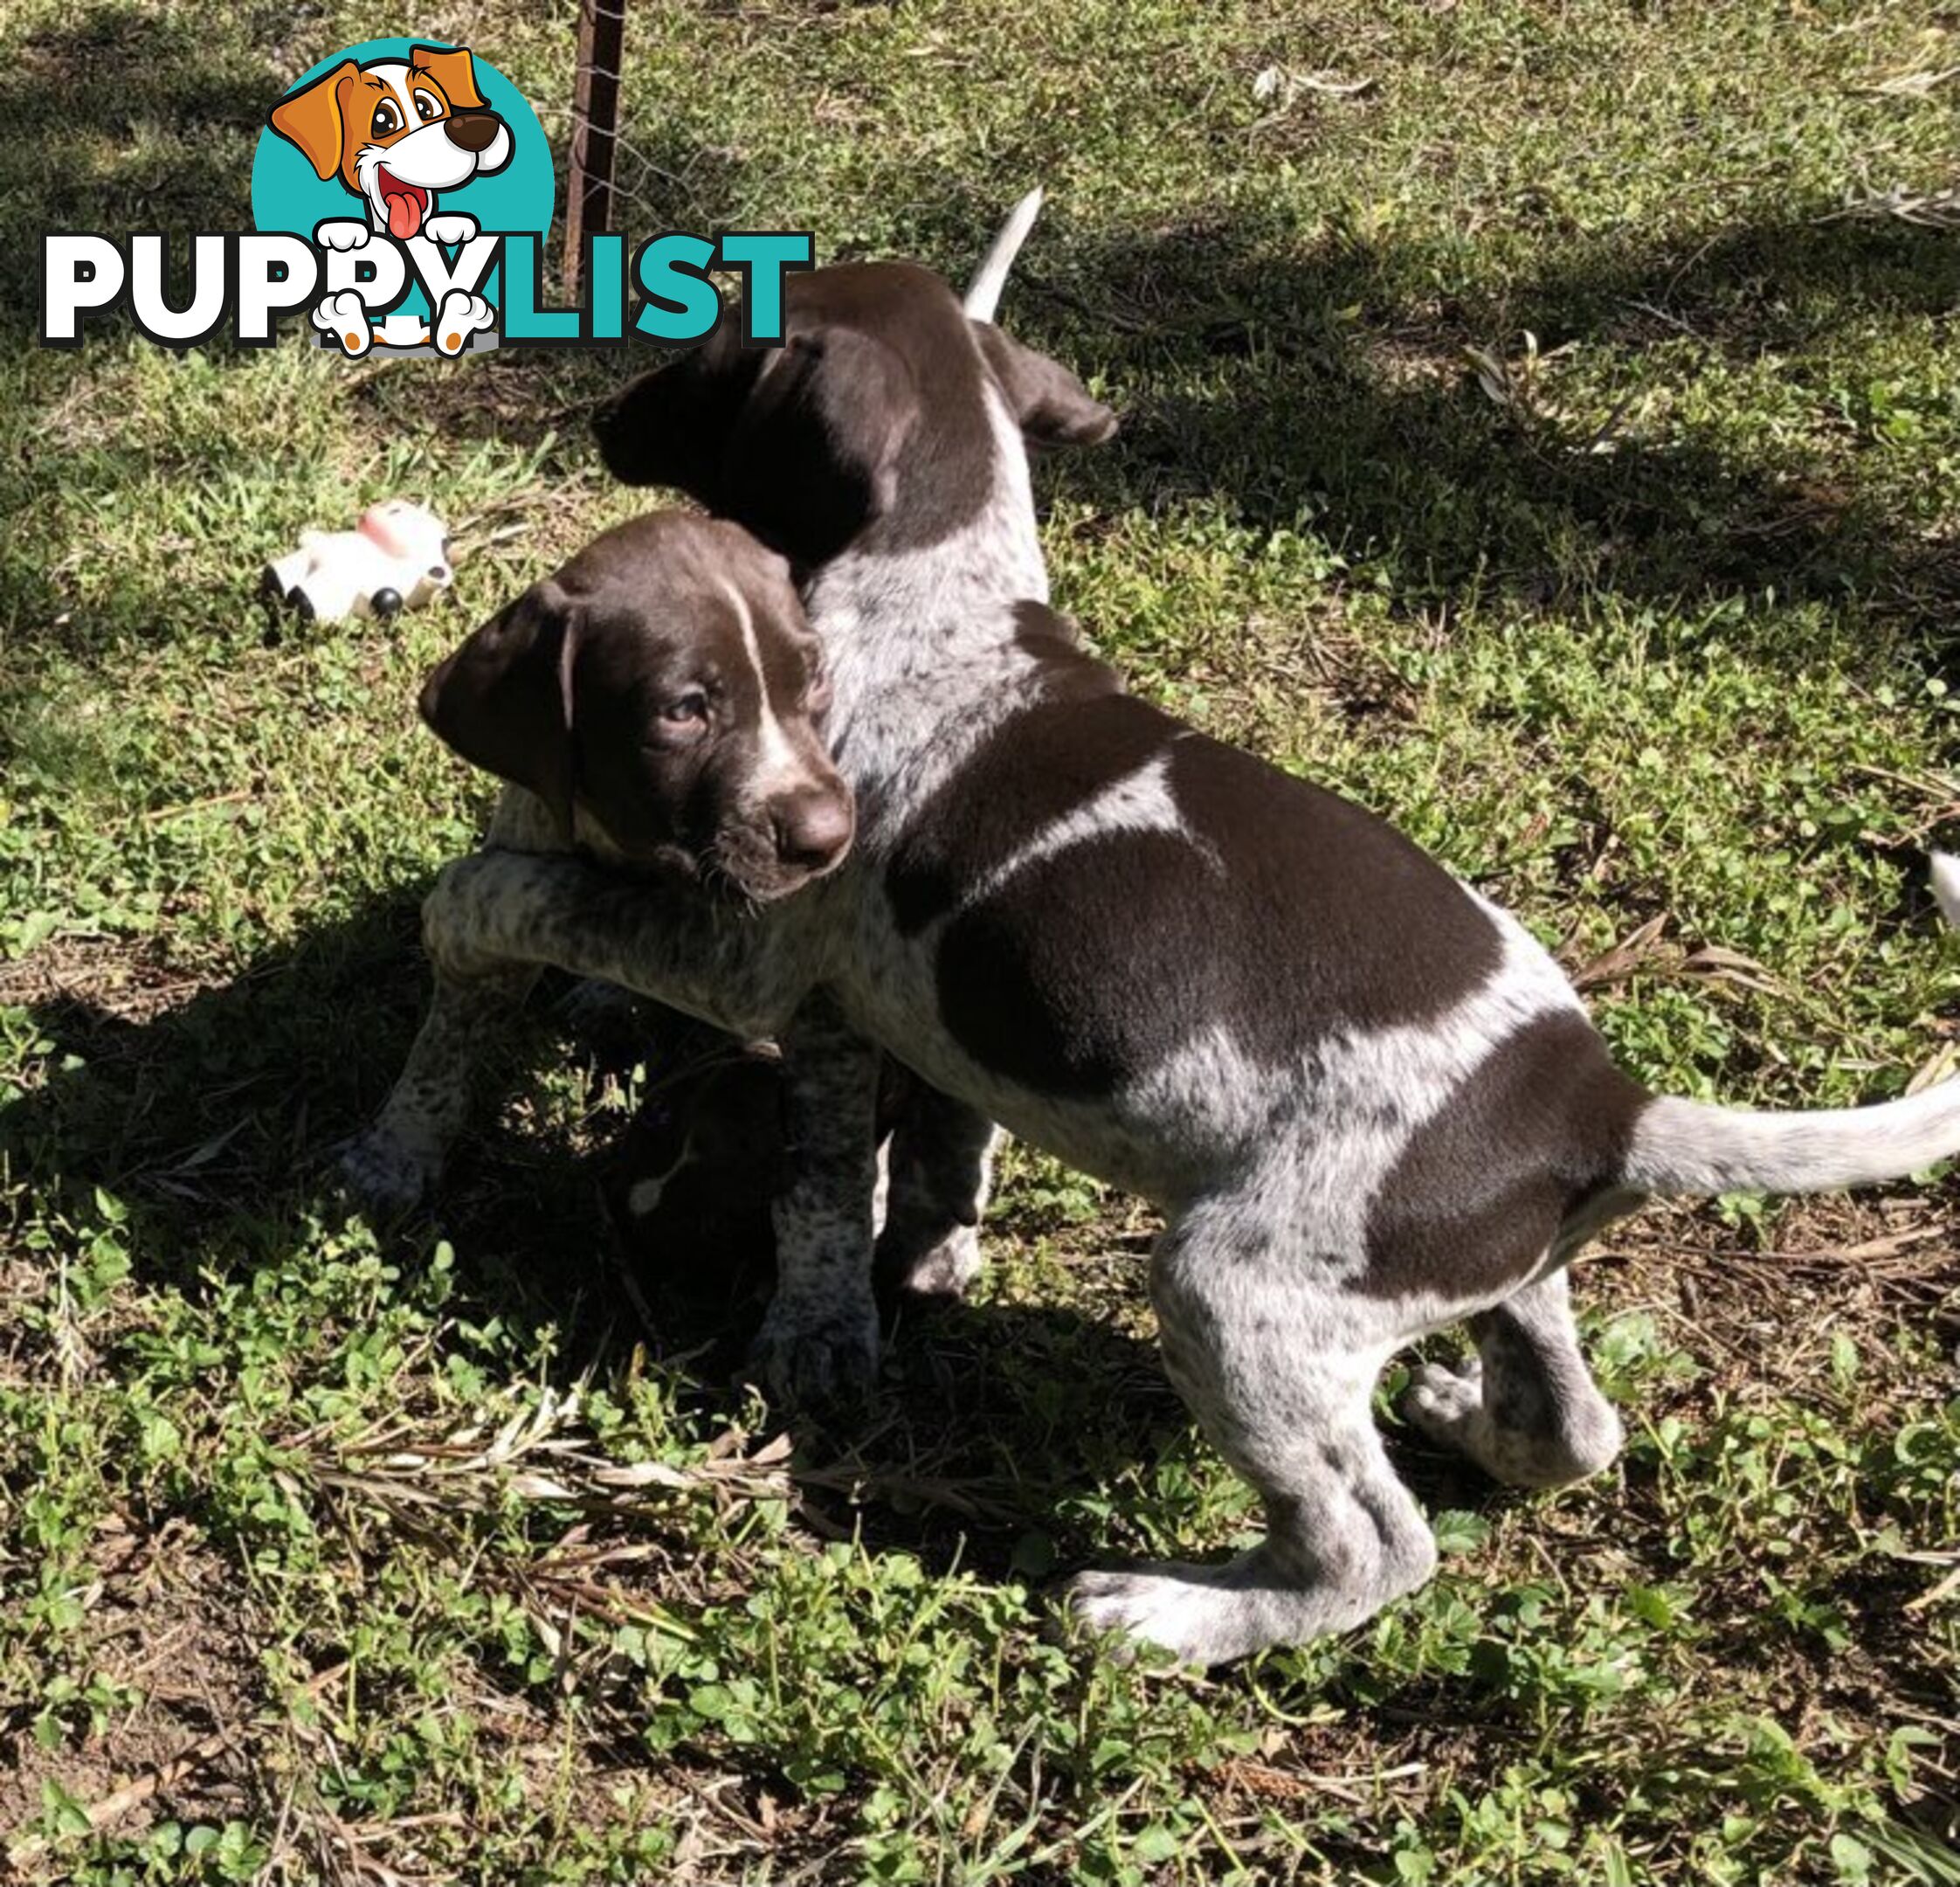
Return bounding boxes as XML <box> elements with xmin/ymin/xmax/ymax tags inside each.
<box><xmin>592</xmin><ymin>347</ymin><xmax>741</xmax><ymax>496</ymax></box>
<box><xmin>268</xmin><ymin>60</ymin><xmax>360</xmax><ymax>182</ymax></box>
<box><xmin>720</xmin><ymin>328</ymin><xmax>917</xmax><ymax>567</ymax></box>
<box><xmin>972</xmin><ymin>322</ymin><xmax>1117</xmax><ymax>450</ymax></box>
<box><xmin>410</xmin><ymin>43</ymin><xmax>487</xmax><ymax>112</ymax></box>
<box><xmin>419</xmin><ymin>580</ymin><xmax>580</xmax><ymax>843</ymax></box>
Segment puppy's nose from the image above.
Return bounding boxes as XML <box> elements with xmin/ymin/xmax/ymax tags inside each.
<box><xmin>770</xmin><ymin>789</ymin><xmax>853</xmax><ymax>873</ymax></box>
<box><xmin>445</xmin><ymin>110</ymin><xmax>503</xmax><ymax>152</ymax></box>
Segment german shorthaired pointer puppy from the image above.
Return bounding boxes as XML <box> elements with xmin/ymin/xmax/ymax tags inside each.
<box><xmin>341</xmin><ymin>510</ymin><xmax>854</xmax><ymax>1213</ymax></box>
<box><xmin>358</xmin><ymin>218</ymin><xmax>1960</xmax><ymax>1665</ymax></box>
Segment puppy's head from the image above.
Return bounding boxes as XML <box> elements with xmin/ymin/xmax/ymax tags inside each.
<box><xmin>590</xmin><ymin>261</ymin><xmax>1115</xmax><ymax>570</ymax></box>
<box><xmin>268</xmin><ymin>45</ymin><xmax>512</xmax><ymax>238</ymax></box>
<box><xmin>419</xmin><ymin>513</ymin><xmax>852</xmax><ymax>902</ymax></box>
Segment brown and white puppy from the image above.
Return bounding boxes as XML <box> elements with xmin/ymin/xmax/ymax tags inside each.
<box><xmin>339</xmin><ymin>512</ymin><xmax>851</xmax><ymax>1215</ymax></box>
<box><xmin>268</xmin><ymin>45</ymin><xmax>512</xmax><ymax>246</ymax></box>
<box><xmin>360</xmin><ymin>224</ymin><xmax>1960</xmax><ymax>1669</ymax></box>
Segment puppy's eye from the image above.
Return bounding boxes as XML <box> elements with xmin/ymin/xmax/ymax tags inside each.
<box><xmin>658</xmin><ymin>691</ymin><xmax>710</xmax><ymax>731</ymax></box>
<box><xmin>372</xmin><ymin>100</ymin><xmax>401</xmax><ymax>137</ymax></box>
<box><xmin>413</xmin><ymin>88</ymin><xmax>443</xmax><ymax>121</ymax></box>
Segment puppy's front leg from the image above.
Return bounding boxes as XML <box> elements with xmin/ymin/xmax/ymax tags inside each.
<box><xmin>341</xmin><ymin>960</ymin><xmax>536</xmax><ymax>1212</ymax></box>
<box><xmin>418</xmin><ymin>847</ymin><xmax>801</xmax><ymax>1043</ymax></box>
<box><xmin>751</xmin><ymin>994</ymin><xmax>883</xmax><ymax>1405</ymax></box>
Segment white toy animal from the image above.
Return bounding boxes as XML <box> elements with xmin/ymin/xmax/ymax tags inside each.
<box><xmin>263</xmin><ymin>501</ymin><xmax>453</xmax><ymax>623</ymax></box>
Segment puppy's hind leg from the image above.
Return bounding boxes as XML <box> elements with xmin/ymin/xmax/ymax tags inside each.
<box><xmin>1402</xmin><ymin>1268</ymin><xmax>1624</xmax><ymax>1489</ymax></box>
<box><xmin>1066</xmin><ymin>1203</ymin><xmax>1437</xmax><ymax>1667</ymax></box>
<box><xmin>874</xmin><ymin>1087</ymin><xmax>998</xmax><ymax>1303</ymax></box>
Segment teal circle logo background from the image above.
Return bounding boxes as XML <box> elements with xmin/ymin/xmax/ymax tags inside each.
<box><xmin>250</xmin><ymin>38</ymin><xmax>554</xmax><ymax>318</ymax></box>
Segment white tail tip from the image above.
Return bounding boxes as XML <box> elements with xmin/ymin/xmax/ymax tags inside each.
<box><xmin>963</xmin><ymin>187</ymin><xmax>1046</xmax><ymax>322</ymax></box>
<box><xmin>1932</xmin><ymin>852</ymin><xmax>1960</xmax><ymax>930</ymax></box>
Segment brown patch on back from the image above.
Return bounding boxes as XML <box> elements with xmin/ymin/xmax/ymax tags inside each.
<box><xmin>885</xmin><ymin>618</ymin><xmax>1132</xmax><ymax>937</ymax></box>
<box><xmin>887</xmin><ymin>664</ymin><xmax>1505</xmax><ymax>1097</ymax></box>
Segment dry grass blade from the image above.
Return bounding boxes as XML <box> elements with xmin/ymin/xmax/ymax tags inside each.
<box><xmin>513</xmin><ymin>1535</ymin><xmax>701</xmax><ymax>1642</ymax></box>
<box><xmin>1906</xmin><ymin>1041</ymin><xmax>1960</xmax><ymax>1095</ymax></box>
<box><xmin>794</xmin><ymin>1455</ymin><xmax>1025</xmax><ymax>1524</ymax></box>
<box><xmin>1291</xmin><ymin>72</ymin><xmax>1377</xmax><ymax>97</ymax></box>
<box><xmin>1860</xmin><ymin>65</ymin><xmax>1960</xmax><ymax>96</ymax></box>
<box><xmin>1678</xmin><ymin>944</ymin><xmax>1786</xmax><ymax>998</ymax></box>
<box><xmin>1674</xmin><ymin>1218</ymin><xmax>1952</xmax><ymax>1280</ymax></box>
<box><xmin>1568</xmin><ymin>917</ymin><xmax>1791</xmax><ymax>999</ymax></box>
<box><xmin>1463</xmin><ymin>342</ymin><xmax>1516</xmax><ymax>410</ymax></box>
<box><xmin>1570</xmin><ymin>912</ymin><xmax>1669</xmax><ymax>992</ymax></box>
<box><xmin>5</xmin><ymin>1663</ymin><xmax>351</xmax><ymax>1876</ymax></box>
<box><xmin>1251</xmin><ymin>65</ymin><xmax>1378</xmax><ymax>108</ymax></box>
<box><xmin>1820</xmin><ymin>183</ymin><xmax>1960</xmax><ymax>228</ymax></box>
<box><xmin>306</xmin><ymin>1396</ymin><xmax>802</xmax><ymax>1554</ymax></box>
<box><xmin>3</xmin><ymin>1729</ymin><xmax>232</xmax><ymax>1874</ymax></box>
<box><xmin>303</xmin><ymin>1804</ymin><xmax>451</xmax><ymax>1887</ymax></box>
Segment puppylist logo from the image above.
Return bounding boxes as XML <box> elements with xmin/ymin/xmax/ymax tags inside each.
<box><xmin>40</xmin><ymin>38</ymin><xmax>812</xmax><ymax>356</ymax></box>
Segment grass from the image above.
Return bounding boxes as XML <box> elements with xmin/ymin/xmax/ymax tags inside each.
<box><xmin>3</xmin><ymin>0</ymin><xmax>1960</xmax><ymax>1878</ymax></box>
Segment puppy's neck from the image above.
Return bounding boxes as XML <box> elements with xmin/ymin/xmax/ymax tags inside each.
<box><xmin>802</xmin><ymin>391</ymin><xmax>1066</xmax><ymax>817</ymax></box>
<box><xmin>807</xmin><ymin>388</ymin><xmax>1046</xmax><ymax>685</ymax></box>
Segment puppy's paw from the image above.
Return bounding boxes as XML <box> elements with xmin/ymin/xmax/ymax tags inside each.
<box><xmin>423</xmin><ymin>212</ymin><xmax>480</xmax><ymax>245</ymax></box>
<box><xmin>432</xmin><ymin>289</ymin><xmax>494</xmax><ymax>356</ymax></box>
<box><xmin>875</xmin><ymin>1223</ymin><xmax>983</xmax><ymax>1303</ymax></box>
<box><xmin>311</xmin><ymin>289</ymin><xmax>373</xmax><ymax>357</ymax></box>
<box><xmin>1061</xmin><ymin>1542</ymin><xmax>1378</xmax><ymax>1669</ymax></box>
<box><xmin>1061</xmin><ymin>1564</ymin><xmax>1254</xmax><ymax>1669</ymax></box>
<box><xmin>339</xmin><ymin>1126</ymin><xmax>440</xmax><ymax>1218</ymax></box>
<box><xmin>1400</xmin><ymin>1356</ymin><xmax>1484</xmax><ymax>1446</ymax></box>
<box><xmin>747</xmin><ymin>1295</ymin><xmax>880</xmax><ymax>1407</ymax></box>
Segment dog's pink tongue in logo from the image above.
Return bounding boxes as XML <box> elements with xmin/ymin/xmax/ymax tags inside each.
<box><xmin>378</xmin><ymin>169</ymin><xmax>426</xmax><ymax>239</ymax></box>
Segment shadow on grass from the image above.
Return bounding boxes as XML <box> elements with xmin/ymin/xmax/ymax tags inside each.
<box><xmin>0</xmin><ymin>3</ymin><xmax>287</xmax><ymax>314</ymax></box>
<box><xmin>0</xmin><ymin>1</ymin><xmax>754</xmax><ymax>312</ymax></box>
<box><xmin>335</xmin><ymin>192</ymin><xmax>1960</xmax><ymax>697</ymax></box>
<box><xmin>1016</xmin><ymin>204</ymin><xmax>1960</xmax><ymax>655</ymax></box>
<box><xmin>0</xmin><ymin>891</ymin><xmax>1184</xmax><ymax>1577</ymax></box>
<box><xmin>0</xmin><ymin>0</ymin><xmax>742</xmax><ymax>457</ymax></box>
<box><xmin>0</xmin><ymin>877</ymin><xmax>1633</xmax><ymax>1599</ymax></box>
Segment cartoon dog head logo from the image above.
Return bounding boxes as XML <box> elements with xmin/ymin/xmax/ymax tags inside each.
<box><xmin>252</xmin><ymin>38</ymin><xmax>551</xmax><ymax>359</ymax></box>
<box><xmin>269</xmin><ymin>45</ymin><xmax>513</xmax><ymax>244</ymax></box>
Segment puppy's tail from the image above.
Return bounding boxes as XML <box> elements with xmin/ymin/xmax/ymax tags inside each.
<box><xmin>964</xmin><ymin>187</ymin><xmax>1045</xmax><ymax>322</ymax></box>
<box><xmin>1619</xmin><ymin>854</ymin><xmax>1960</xmax><ymax>1198</ymax></box>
